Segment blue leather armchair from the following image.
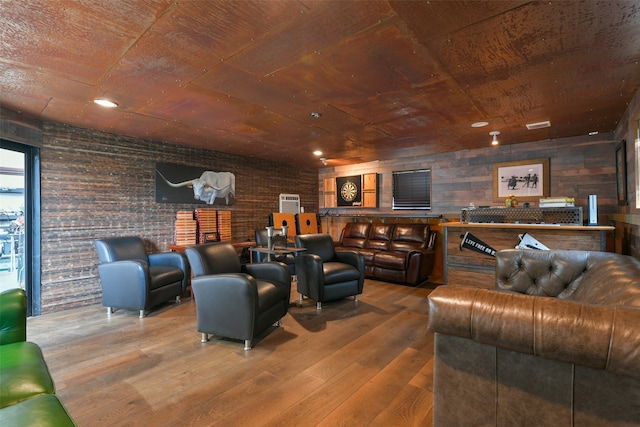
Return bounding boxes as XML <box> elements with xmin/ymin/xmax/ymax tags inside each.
<box><xmin>185</xmin><ymin>243</ymin><xmax>291</xmax><ymax>350</ymax></box>
<box><xmin>94</xmin><ymin>236</ymin><xmax>189</xmax><ymax>318</ymax></box>
<box><xmin>294</xmin><ymin>233</ymin><xmax>365</xmax><ymax>309</ymax></box>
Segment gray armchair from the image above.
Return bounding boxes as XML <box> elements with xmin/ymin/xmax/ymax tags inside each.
<box><xmin>94</xmin><ymin>236</ymin><xmax>188</xmax><ymax>318</ymax></box>
<box><xmin>185</xmin><ymin>242</ymin><xmax>291</xmax><ymax>350</ymax></box>
<box><xmin>294</xmin><ymin>233</ymin><xmax>365</xmax><ymax>309</ymax></box>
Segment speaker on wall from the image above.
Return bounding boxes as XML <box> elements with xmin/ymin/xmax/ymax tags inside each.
<box><xmin>588</xmin><ymin>194</ymin><xmax>598</xmax><ymax>226</ymax></box>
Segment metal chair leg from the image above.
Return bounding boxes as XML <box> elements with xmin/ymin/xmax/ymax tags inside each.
<box><xmin>276</xmin><ymin>319</ymin><xmax>282</xmax><ymax>327</ymax></box>
<box><xmin>244</xmin><ymin>340</ymin><xmax>252</xmax><ymax>351</ymax></box>
<box><xmin>139</xmin><ymin>310</ymin><xmax>145</xmax><ymax>318</ymax></box>
<box><xmin>316</xmin><ymin>301</ymin><xmax>322</xmax><ymax>310</ymax></box>
<box><xmin>106</xmin><ymin>307</ymin><xmax>112</xmax><ymax>315</ymax></box>
<box><xmin>201</xmin><ymin>333</ymin><xmax>209</xmax><ymax>343</ymax></box>
<box><xmin>354</xmin><ymin>295</ymin><xmax>359</xmax><ymax>302</ymax></box>
<box><xmin>176</xmin><ymin>295</ymin><xmax>181</xmax><ymax>303</ymax></box>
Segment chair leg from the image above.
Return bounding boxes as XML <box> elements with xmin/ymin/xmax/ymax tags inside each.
<box><xmin>275</xmin><ymin>319</ymin><xmax>282</xmax><ymax>327</ymax></box>
<box><xmin>201</xmin><ymin>333</ymin><xmax>209</xmax><ymax>343</ymax></box>
<box><xmin>176</xmin><ymin>295</ymin><xmax>181</xmax><ymax>303</ymax></box>
<box><xmin>299</xmin><ymin>294</ymin><xmax>304</xmax><ymax>302</ymax></box>
<box><xmin>244</xmin><ymin>340</ymin><xmax>252</xmax><ymax>351</ymax></box>
<box><xmin>139</xmin><ymin>310</ymin><xmax>145</xmax><ymax>318</ymax></box>
<box><xmin>354</xmin><ymin>295</ymin><xmax>359</xmax><ymax>302</ymax></box>
<box><xmin>316</xmin><ymin>301</ymin><xmax>322</xmax><ymax>310</ymax></box>
<box><xmin>106</xmin><ymin>307</ymin><xmax>112</xmax><ymax>315</ymax></box>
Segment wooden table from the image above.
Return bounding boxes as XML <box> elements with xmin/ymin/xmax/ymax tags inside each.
<box><xmin>167</xmin><ymin>241</ymin><xmax>255</xmax><ymax>253</ymax></box>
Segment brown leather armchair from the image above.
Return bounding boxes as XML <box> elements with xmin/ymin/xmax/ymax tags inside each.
<box><xmin>94</xmin><ymin>236</ymin><xmax>188</xmax><ymax>318</ymax></box>
<box><xmin>185</xmin><ymin>243</ymin><xmax>291</xmax><ymax>350</ymax></box>
<box><xmin>294</xmin><ymin>233</ymin><xmax>365</xmax><ymax>309</ymax></box>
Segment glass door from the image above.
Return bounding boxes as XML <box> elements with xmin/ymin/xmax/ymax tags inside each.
<box><xmin>0</xmin><ymin>140</ymin><xmax>39</xmax><ymax>315</ymax></box>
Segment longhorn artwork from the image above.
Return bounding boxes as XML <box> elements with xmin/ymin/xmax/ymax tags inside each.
<box><xmin>155</xmin><ymin>162</ymin><xmax>236</xmax><ymax>205</ymax></box>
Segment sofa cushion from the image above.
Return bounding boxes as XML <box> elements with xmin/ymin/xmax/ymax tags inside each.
<box><xmin>365</xmin><ymin>224</ymin><xmax>394</xmax><ymax>251</ymax></box>
<box><xmin>0</xmin><ymin>341</ymin><xmax>55</xmax><ymax>408</ymax></box>
<box><xmin>149</xmin><ymin>265</ymin><xmax>185</xmax><ymax>290</ymax></box>
<box><xmin>339</xmin><ymin>222</ymin><xmax>370</xmax><ymax>249</ymax></box>
<box><xmin>323</xmin><ymin>262</ymin><xmax>361</xmax><ymax>285</ymax></box>
<box><xmin>0</xmin><ymin>394</ymin><xmax>76</xmax><ymax>427</ymax></box>
<box><xmin>373</xmin><ymin>251</ymin><xmax>408</xmax><ymax>271</ymax></box>
<box><xmin>389</xmin><ymin>224</ymin><xmax>427</xmax><ymax>252</ymax></box>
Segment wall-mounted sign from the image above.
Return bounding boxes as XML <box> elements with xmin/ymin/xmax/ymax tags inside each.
<box><xmin>336</xmin><ymin>175</ymin><xmax>362</xmax><ymax>207</ymax></box>
<box><xmin>460</xmin><ymin>232</ymin><xmax>496</xmax><ymax>257</ymax></box>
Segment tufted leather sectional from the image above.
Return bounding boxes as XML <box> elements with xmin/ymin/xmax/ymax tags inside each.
<box><xmin>334</xmin><ymin>222</ymin><xmax>436</xmax><ymax>286</ymax></box>
<box><xmin>428</xmin><ymin>249</ymin><xmax>640</xmax><ymax>426</ymax></box>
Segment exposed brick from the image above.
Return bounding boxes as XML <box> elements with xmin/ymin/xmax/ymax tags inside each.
<box><xmin>40</xmin><ymin>122</ymin><xmax>317</xmax><ymax>312</ymax></box>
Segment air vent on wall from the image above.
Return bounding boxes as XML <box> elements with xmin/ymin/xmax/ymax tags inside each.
<box><xmin>526</xmin><ymin>121</ymin><xmax>551</xmax><ymax>130</ymax></box>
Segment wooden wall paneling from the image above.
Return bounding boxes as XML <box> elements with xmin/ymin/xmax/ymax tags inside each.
<box><xmin>362</xmin><ymin>173</ymin><xmax>378</xmax><ymax>207</ymax></box>
<box><xmin>324</xmin><ymin>177</ymin><xmax>336</xmax><ymax>208</ymax></box>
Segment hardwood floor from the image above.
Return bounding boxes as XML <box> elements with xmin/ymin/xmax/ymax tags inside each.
<box><xmin>26</xmin><ymin>280</ymin><xmax>437</xmax><ymax>426</ymax></box>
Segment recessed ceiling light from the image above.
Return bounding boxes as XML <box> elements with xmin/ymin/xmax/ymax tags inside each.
<box><xmin>313</xmin><ymin>150</ymin><xmax>323</xmax><ymax>156</ymax></box>
<box><xmin>525</xmin><ymin>120</ymin><xmax>551</xmax><ymax>130</ymax></box>
<box><xmin>94</xmin><ymin>99</ymin><xmax>118</xmax><ymax>108</ymax></box>
<box><xmin>471</xmin><ymin>121</ymin><xmax>489</xmax><ymax>128</ymax></box>
<box><xmin>310</xmin><ymin>112</ymin><xmax>321</xmax><ymax>118</ymax></box>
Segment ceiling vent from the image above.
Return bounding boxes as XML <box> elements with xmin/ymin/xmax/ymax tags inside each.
<box><xmin>526</xmin><ymin>121</ymin><xmax>551</xmax><ymax>130</ymax></box>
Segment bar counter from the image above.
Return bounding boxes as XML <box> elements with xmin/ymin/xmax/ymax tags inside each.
<box><xmin>441</xmin><ymin>222</ymin><xmax>614</xmax><ymax>287</ymax></box>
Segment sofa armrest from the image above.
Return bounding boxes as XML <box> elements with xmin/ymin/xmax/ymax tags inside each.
<box><xmin>0</xmin><ymin>288</ymin><xmax>27</xmax><ymax>345</ymax></box>
<box><xmin>335</xmin><ymin>250</ymin><xmax>364</xmax><ymax>270</ymax></box>
<box><xmin>245</xmin><ymin>261</ymin><xmax>291</xmax><ymax>290</ymax></box>
<box><xmin>191</xmin><ymin>274</ymin><xmax>259</xmax><ymax>337</ymax></box>
<box><xmin>428</xmin><ymin>285</ymin><xmax>640</xmax><ymax>381</ymax></box>
<box><xmin>149</xmin><ymin>251</ymin><xmax>188</xmax><ymax>271</ymax></box>
<box><xmin>97</xmin><ymin>260</ymin><xmax>149</xmax><ymax>308</ymax></box>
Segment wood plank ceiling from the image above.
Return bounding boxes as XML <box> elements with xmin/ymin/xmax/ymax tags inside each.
<box><xmin>1</xmin><ymin>1</ymin><xmax>639</xmax><ymax>168</ymax></box>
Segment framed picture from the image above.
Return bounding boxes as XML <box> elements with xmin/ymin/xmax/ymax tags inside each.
<box><xmin>493</xmin><ymin>158</ymin><xmax>550</xmax><ymax>202</ymax></box>
<box><xmin>155</xmin><ymin>162</ymin><xmax>236</xmax><ymax>206</ymax></box>
<box><xmin>616</xmin><ymin>139</ymin><xmax>627</xmax><ymax>206</ymax></box>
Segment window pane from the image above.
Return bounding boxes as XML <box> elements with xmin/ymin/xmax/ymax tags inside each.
<box><xmin>392</xmin><ymin>169</ymin><xmax>431</xmax><ymax>210</ymax></box>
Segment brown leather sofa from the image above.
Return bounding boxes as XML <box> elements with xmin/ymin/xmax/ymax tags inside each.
<box><xmin>428</xmin><ymin>249</ymin><xmax>640</xmax><ymax>426</ymax></box>
<box><xmin>334</xmin><ymin>222</ymin><xmax>436</xmax><ymax>286</ymax></box>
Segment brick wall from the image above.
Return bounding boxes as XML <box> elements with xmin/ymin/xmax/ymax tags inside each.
<box><xmin>39</xmin><ymin>122</ymin><xmax>318</xmax><ymax>312</ymax></box>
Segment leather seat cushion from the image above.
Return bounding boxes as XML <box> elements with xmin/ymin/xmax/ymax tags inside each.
<box><xmin>0</xmin><ymin>342</ymin><xmax>55</xmax><ymax>409</ymax></box>
<box><xmin>374</xmin><ymin>251</ymin><xmax>408</xmax><ymax>270</ymax></box>
<box><xmin>149</xmin><ymin>266</ymin><xmax>184</xmax><ymax>290</ymax></box>
<box><xmin>0</xmin><ymin>394</ymin><xmax>75</xmax><ymax>427</ymax></box>
<box><xmin>323</xmin><ymin>262</ymin><xmax>361</xmax><ymax>284</ymax></box>
<box><xmin>256</xmin><ymin>280</ymin><xmax>287</xmax><ymax>310</ymax></box>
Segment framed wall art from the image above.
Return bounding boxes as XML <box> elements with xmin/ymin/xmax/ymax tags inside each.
<box><xmin>616</xmin><ymin>139</ymin><xmax>627</xmax><ymax>206</ymax></box>
<box><xmin>155</xmin><ymin>162</ymin><xmax>236</xmax><ymax>205</ymax></box>
<box><xmin>493</xmin><ymin>158</ymin><xmax>550</xmax><ymax>202</ymax></box>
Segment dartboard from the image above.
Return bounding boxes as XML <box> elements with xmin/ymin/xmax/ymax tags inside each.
<box><xmin>341</xmin><ymin>180</ymin><xmax>358</xmax><ymax>202</ymax></box>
